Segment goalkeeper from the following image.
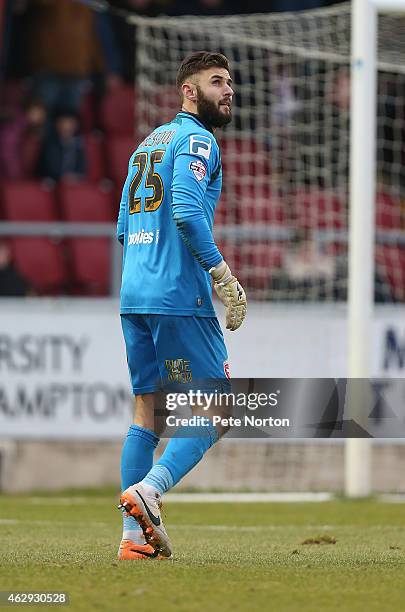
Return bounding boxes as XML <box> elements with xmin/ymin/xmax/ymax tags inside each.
<box><xmin>116</xmin><ymin>51</ymin><xmax>247</xmax><ymax>560</ymax></box>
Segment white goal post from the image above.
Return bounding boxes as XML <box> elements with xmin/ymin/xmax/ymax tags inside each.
<box><xmin>346</xmin><ymin>0</ymin><xmax>405</xmax><ymax>497</ymax></box>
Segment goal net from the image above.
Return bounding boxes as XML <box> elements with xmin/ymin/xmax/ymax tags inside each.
<box><xmin>130</xmin><ymin>3</ymin><xmax>405</xmax><ymax>303</ymax></box>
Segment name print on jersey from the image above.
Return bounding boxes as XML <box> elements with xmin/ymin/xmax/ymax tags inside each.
<box><xmin>140</xmin><ymin>130</ymin><xmax>176</xmax><ymax>148</ymax></box>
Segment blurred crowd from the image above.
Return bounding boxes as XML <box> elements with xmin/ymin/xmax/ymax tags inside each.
<box><xmin>0</xmin><ymin>0</ymin><xmax>403</xmax><ymax>302</ymax></box>
<box><xmin>0</xmin><ymin>0</ymin><xmax>345</xmax><ymax>183</ymax></box>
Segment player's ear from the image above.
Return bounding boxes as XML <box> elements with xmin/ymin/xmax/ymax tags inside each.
<box><xmin>182</xmin><ymin>82</ymin><xmax>197</xmax><ymax>102</ymax></box>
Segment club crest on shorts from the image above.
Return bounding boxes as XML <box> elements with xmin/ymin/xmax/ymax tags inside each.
<box><xmin>189</xmin><ymin>160</ymin><xmax>207</xmax><ymax>181</ymax></box>
<box><xmin>223</xmin><ymin>360</ymin><xmax>231</xmax><ymax>380</ymax></box>
<box><xmin>165</xmin><ymin>358</ymin><xmax>192</xmax><ymax>383</ymax></box>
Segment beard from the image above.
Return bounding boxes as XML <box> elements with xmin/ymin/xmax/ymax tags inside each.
<box><xmin>196</xmin><ymin>86</ymin><xmax>232</xmax><ymax>128</ymax></box>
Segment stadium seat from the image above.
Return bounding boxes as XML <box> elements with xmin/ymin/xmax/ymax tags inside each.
<box><xmin>218</xmin><ymin>135</ymin><xmax>271</xmax><ymax>181</ymax></box>
<box><xmin>10</xmin><ymin>237</ymin><xmax>67</xmax><ymax>295</ymax></box>
<box><xmin>0</xmin><ymin>180</ymin><xmax>57</xmax><ymax>221</ymax></box>
<box><xmin>236</xmin><ymin>184</ymin><xmax>286</xmax><ymax>224</ymax></box>
<box><xmin>59</xmin><ymin>181</ymin><xmax>114</xmax><ymax>222</ymax></box>
<box><xmin>58</xmin><ymin>182</ymin><xmax>113</xmax><ymax>294</ymax></box>
<box><xmin>216</xmin><ymin>240</ymin><xmax>241</xmax><ymax>273</ymax></box>
<box><xmin>107</xmin><ymin>136</ymin><xmax>137</xmax><ymax>185</ymax></box>
<box><xmin>214</xmin><ymin>191</ymin><xmax>239</xmax><ymax>225</ymax></box>
<box><xmin>84</xmin><ymin>133</ymin><xmax>107</xmax><ymax>183</ymax></box>
<box><xmin>20</xmin><ymin>133</ymin><xmax>43</xmax><ymax>179</ymax></box>
<box><xmin>324</xmin><ymin>241</ymin><xmax>347</xmax><ymax>257</ymax></box>
<box><xmin>239</xmin><ymin>242</ymin><xmax>285</xmax><ymax>292</ymax></box>
<box><xmin>293</xmin><ymin>188</ymin><xmax>347</xmax><ymax>229</ymax></box>
<box><xmin>148</xmin><ymin>86</ymin><xmax>180</xmax><ymax>125</ymax></box>
<box><xmin>100</xmin><ymin>84</ymin><xmax>136</xmax><ymax>135</ymax></box>
<box><xmin>376</xmin><ymin>191</ymin><xmax>402</xmax><ymax>230</ymax></box>
<box><xmin>375</xmin><ymin>244</ymin><xmax>405</xmax><ymax>302</ymax></box>
<box><xmin>241</xmin><ymin>241</ymin><xmax>285</xmax><ymax>268</ymax></box>
<box><xmin>68</xmin><ymin>238</ymin><xmax>111</xmax><ymax>295</ymax></box>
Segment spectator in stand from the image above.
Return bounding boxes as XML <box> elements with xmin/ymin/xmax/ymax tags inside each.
<box><xmin>284</xmin><ymin>228</ymin><xmax>335</xmax><ymax>284</ymax></box>
<box><xmin>107</xmin><ymin>1</ymin><xmax>162</xmax><ymax>83</ymax></box>
<box><xmin>37</xmin><ymin>109</ymin><xmax>86</xmax><ymax>182</ymax></box>
<box><xmin>95</xmin><ymin>10</ymin><xmax>124</xmax><ymax>90</ymax></box>
<box><xmin>0</xmin><ymin>241</ymin><xmax>32</xmax><ymax>297</ymax></box>
<box><xmin>272</xmin><ymin>228</ymin><xmax>336</xmax><ymax>300</ymax></box>
<box><xmin>24</xmin><ymin>0</ymin><xmax>107</xmax><ymax>116</ymax></box>
<box><xmin>0</xmin><ymin>97</ymin><xmax>47</xmax><ymax>179</ymax></box>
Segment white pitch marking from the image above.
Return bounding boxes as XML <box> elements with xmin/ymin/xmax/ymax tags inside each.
<box><xmin>21</xmin><ymin>493</ymin><xmax>333</xmax><ymax>505</ymax></box>
<box><xmin>164</xmin><ymin>492</ymin><xmax>334</xmax><ymax>503</ymax></box>
<box><xmin>0</xmin><ymin>519</ymin><xmax>336</xmax><ymax>531</ymax></box>
<box><xmin>28</xmin><ymin>497</ymin><xmax>107</xmax><ymax>505</ymax></box>
<box><xmin>378</xmin><ymin>494</ymin><xmax>405</xmax><ymax>503</ymax></box>
<box><xmin>0</xmin><ymin>519</ymin><xmax>107</xmax><ymax>526</ymax></box>
<box><xmin>168</xmin><ymin>524</ymin><xmax>337</xmax><ymax>532</ymax></box>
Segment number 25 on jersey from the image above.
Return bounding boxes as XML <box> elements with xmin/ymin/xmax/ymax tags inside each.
<box><xmin>129</xmin><ymin>150</ymin><xmax>166</xmax><ymax>215</ymax></box>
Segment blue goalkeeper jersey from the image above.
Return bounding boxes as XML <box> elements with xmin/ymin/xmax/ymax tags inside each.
<box><xmin>117</xmin><ymin>111</ymin><xmax>223</xmax><ymax>317</ymax></box>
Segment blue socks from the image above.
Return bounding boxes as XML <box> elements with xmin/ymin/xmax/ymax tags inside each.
<box><xmin>120</xmin><ymin>421</ymin><xmax>219</xmax><ymax>542</ymax></box>
<box><xmin>121</xmin><ymin>424</ymin><xmax>159</xmax><ymax>489</ymax></box>
<box><xmin>143</xmin><ymin>464</ymin><xmax>174</xmax><ymax>494</ymax></box>
<box><xmin>143</xmin><ymin>421</ymin><xmax>218</xmax><ymax>495</ymax></box>
<box><xmin>121</xmin><ymin>424</ymin><xmax>159</xmax><ymax>542</ymax></box>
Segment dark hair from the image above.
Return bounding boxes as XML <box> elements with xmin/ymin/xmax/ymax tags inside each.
<box><xmin>176</xmin><ymin>51</ymin><xmax>230</xmax><ymax>92</ymax></box>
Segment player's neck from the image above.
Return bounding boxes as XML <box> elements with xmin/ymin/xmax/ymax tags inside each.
<box><xmin>180</xmin><ymin>106</ymin><xmax>215</xmax><ymax>133</ymax></box>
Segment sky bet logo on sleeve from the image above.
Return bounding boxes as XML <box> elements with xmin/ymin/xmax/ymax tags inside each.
<box><xmin>189</xmin><ymin>160</ymin><xmax>207</xmax><ymax>181</ymax></box>
<box><xmin>189</xmin><ymin>134</ymin><xmax>212</xmax><ymax>160</ymax></box>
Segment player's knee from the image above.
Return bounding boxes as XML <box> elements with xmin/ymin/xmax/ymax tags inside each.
<box><xmin>134</xmin><ymin>392</ymin><xmax>170</xmax><ymax>436</ymax></box>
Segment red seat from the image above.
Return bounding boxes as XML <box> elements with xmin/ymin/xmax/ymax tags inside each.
<box><xmin>58</xmin><ymin>182</ymin><xmax>113</xmax><ymax>294</ymax></box>
<box><xmin>147</xmin><ymin>86</ymin><xmax>180</xmax><ymax>125</ymax></box>
<box><xmin>375</xmin><ymin>244</ymin><xmax>405</xmax><ymax>301</ymax></box>
<box><xmin>69</xmin><ymin>238</ymin><xmax>111</xmax><ymax>295</ymax></box>
<box><xmin>84</xmin><ymin>133</ymin><xmax>106</xmax><ymax>182</ymax></box>
<box><xmin>1</xmin><ymin>180</ymin><xmax>57</xmax><ymax>221</ymax></box>
<box><xmin>10</xmin><ymin>238</ymin><xmax>67</xmax><ymax>295</ymax></box>
<box><xmin>20</xmin><ymin>133</ymin><xmax>43</xmax><ymax>179</ymax></box>
<box><xmin>214</xmin><ymin>191</ymin><xmax>239</xmax><ymax>225</ymax></box>
<box><xmin>107</xmin><ymin>136</ymin><xmax>137</xmax><ymax>185</ymax></box>
<box><xmin>218</xmin><ymin>136</ymin><xmax>271</xmax><ymax>180</ymax></box>
<box><xmin>239</xmin><ymin>242</ymin><xmax>285</xmax><ymax>291</ymax></box>
<box><xmin>59</xmin><ymin>181</ymin><xmax>113</xmax><ymax>222</ymax></box>
<box><xmin>376</xmin><ymin>191</ymin><xmax>402</xmax><ymax>229</ymax></box>
<box><xmin>216</xmin><ymin>241</ymin><xmax>241</xmax><ymax>273</ymax></box>
<box><xmin>100</xmin><ymin>84</ymin><xmax>136</xmax><ymax>135</ymax></box>
<box><xmin>236</xmin><ymin>184</ymin><xmax>286</xmax><ymax>224</ymax></box>
<box><xmin>293</xmin><ymin>188</ymin><xmax>346</xmax><ymax>229</ymax></box>
<box><xmin>241</xmin><ymin>241</ymin><xmax>285</xmax><ymax>268</ymax></box>
<box><xmin>324</xmin><ymin>241</ymin><xmax>347</xmax><ymax>257</ymax></box>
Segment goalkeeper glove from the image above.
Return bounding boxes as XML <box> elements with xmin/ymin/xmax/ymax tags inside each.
<box><xmin>209</xmin><ymin>260</ymin><xmax>247</xmax><ymax>331</ymax></box>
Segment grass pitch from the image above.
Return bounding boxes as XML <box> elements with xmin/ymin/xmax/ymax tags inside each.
<box><xmin>1</xmin><ymin>490</ymin><xmax>405</xmax><ymax>611</ymax></box>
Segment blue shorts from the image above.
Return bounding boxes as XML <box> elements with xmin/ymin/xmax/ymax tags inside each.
<box><xmin>121</xmin><ymin>314</ymin><xmax>231</xmax><ymax>394</ymax></box>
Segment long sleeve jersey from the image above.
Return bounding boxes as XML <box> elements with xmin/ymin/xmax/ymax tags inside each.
<box><xmin>117</xmin><ymin>111</ymin><xmax>223</xmax><ymax>317</ymax></box>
